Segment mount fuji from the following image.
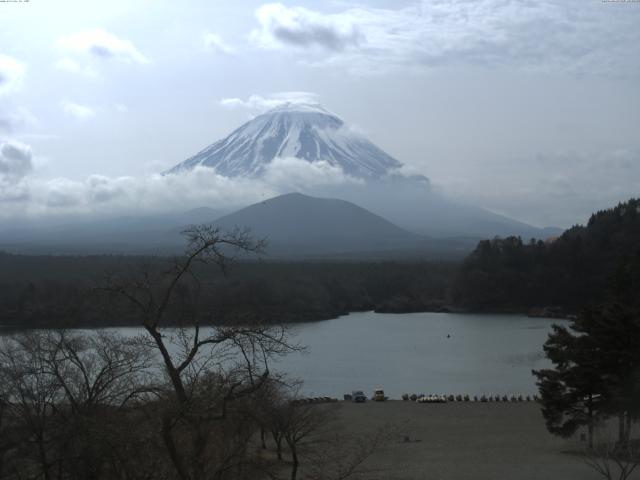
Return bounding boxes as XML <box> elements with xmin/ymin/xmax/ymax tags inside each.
<box><xmin>166</xmin><ymin>103</ymin><xmax>560</xmax><ymax>241</ymax></box>
<box><xmin>166</xmin><ymin>103</ymin><xmax>407</xmax><ymax>180</ymax></box>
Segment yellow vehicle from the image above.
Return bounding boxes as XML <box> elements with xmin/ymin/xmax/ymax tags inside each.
<box><xmin>372</xmin><ymin>388</ymin><xmax>386</xmax><ymax>401</ymax></box>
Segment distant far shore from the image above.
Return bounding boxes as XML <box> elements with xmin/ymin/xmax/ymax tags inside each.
<box><xmin>0</xmin><ymin>307</ymin><xmax>573</xmax><ymax>331</ymax></box>
<box><xmin>375</xmin><ymin>302</ymin><xmax>577</xmax><ymax>320</ymax></box>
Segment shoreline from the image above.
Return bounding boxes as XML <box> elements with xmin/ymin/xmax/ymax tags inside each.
<box><xmin>0</xmin><ymin>308</ymin><xmax>568</xmax><ymax>331</ymax></box>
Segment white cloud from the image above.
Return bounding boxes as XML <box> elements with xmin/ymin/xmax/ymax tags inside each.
<box><xmin>220</xmin><ymin>91</ymin><xmax>319</xmax><ymax>111</ymax></box>
<box><xmin>115</xmin><ymin>103</ymin><xmax>128</xmax><ymax>113</ymax></box>
<box><xmin>262</xmin><ymin>156</ymin><xmax>363</xmax><ymax>189</ymax></box>
<box><xmin>42</xmin><ymin>177</ymin><xmax>87</xmax><ymax>208</ymax></box>
<box><xmin>56</xmin><ymin>29</ymin><xmax>149</xmax><ymax>64</ymax></box>
<box><xmin>60</xmin><ymin>100</ymin><xmax>96</xmax><ymax>120</ymax></box>
<box><xmin>202</xmin><ymin>33</ymin><xmax>235</xmax><ymax>54</ymax></box>
<box><xmin>251</xmin><ymin>3</ymin><xmax>362</xmax><ymax>51</ymax></box>
<box><xmin>0</xmin><ymin>140</ymin><xmax>33</xmax><ymax>181</ymax></box>
<box><xmin>0</xmin><ymin>54</ymin><xmax>25</xmax><ymax>96</ymax></box>
<box><xmin>0</xmin><ymin>106</ymin><xmax>36</xmax><ymax>133</ymax></box>
<box><xmin>55</xmin><ymin>57</ymin><xmax>98</xmax><ymax>77</ymax></box>
<box><xmin>250</xmin><ymin>1</ymin><xmax>640</xmax><ymax>75</ymax></box>
<box><xmin>0</xmin><ymin>155</ymin><xmax>366</xmax><ymax>218</ymax></box>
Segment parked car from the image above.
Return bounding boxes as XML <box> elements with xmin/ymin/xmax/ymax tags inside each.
<box><xmin>352</xmin><ymin>390</ymin><xmax>367</xmax><ymax>402</ymax></box>
<box><xmin>417</xmin><ymin>394</ymin><xmax>447</xmax><ymax>403</ymax></box>
<box><xmin>372</xmin><ymin>388</ymin><xmax>386</xmax><ymax>401</ymax></box>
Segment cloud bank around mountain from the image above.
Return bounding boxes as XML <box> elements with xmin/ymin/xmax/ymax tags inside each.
<box><xmin>0</xmin><ymin>149</ymin><xmax>370</xmax><ymax>220</ymax></box>
<box><xmin>2</xmin><ymin>140</ymin><xmax>638</xmax><ymax>229</ymax></box>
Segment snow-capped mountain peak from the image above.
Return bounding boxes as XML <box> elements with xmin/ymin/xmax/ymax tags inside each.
<box><xmin>165</xmin><ymin>103</ymin><xmax>403</xmax><ymax>178</ymax></box>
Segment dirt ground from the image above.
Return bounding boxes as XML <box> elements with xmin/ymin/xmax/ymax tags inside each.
<box><xmin>322</xmin><ymin>400</ymin><xmax>635</xmax><ymax>480</ymax></box>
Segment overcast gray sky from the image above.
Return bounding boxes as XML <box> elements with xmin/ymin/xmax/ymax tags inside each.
<box><xmin>0</xmin><ymin>0</ymin><xmax>639</xmax><ymax>227</ymax></box>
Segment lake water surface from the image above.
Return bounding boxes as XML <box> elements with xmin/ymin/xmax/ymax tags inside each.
<box><xmin>271</xmin><ymin>311</ymin><xmax>562</xmax><ymax>398</ymax></box>
<box><xmin>3</xmin><ymin>311</ymin><xmax>563</xmax><ymax>399</ymax></box>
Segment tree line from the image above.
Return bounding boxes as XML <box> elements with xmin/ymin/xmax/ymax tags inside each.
<box><xmin>452</xmin><ymin>198</ymin><xmax>640</xmax><ymax>313</ymax></box>
<box><xmin>0</xmin><ymin>253</ymin><xmax>455</xmax><ymax>329</ymax></box>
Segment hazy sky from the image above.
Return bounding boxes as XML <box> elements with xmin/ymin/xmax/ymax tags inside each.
<box><xmin>0</xmin><ymin>0</ymin><xmax>639</xmax><ymax>227</ymax></box>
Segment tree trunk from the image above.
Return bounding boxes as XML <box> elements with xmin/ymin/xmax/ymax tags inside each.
<box><xmin>162</xmin><ymin>415</ymin><xmax>190</xmax><ymax>480</ymax></box>
<box><xmin>272</xmin><ymin>432</ymin><xmax>283</xmax><ymax>461</ymax></box>
<box><xmin>37</xmin><ymin>432</ymin><xmax>51</xmax><ymax>480</ymax></box>
<box><xmin>146</xmin><ymin>327</ymin><xmax>187</xmax><ymax>404</ymax></box>
<box><xmin>290</xmin><ymin>446</ymin><xmax>298</xmax><ymax>480</ymax></box>
<box><xmin>587</xmin><ymin>402</ymin><xmax>594</xmax><ymax>449</ymax></box>
<box><xmin>191</xmin><ymin>422</ymin><xmax>209</xmax><ymax>480</ymax></box>
<box><xmin>260</xmin><ymin>427</ymin><xmax>267</xmax><ymax>450</ymax></box>
<box><xmin>624</xmin><ymin>412</ymin><xmax>632</xmax><ymax>446</ymax></box>
<box><xmin>619</xmin><ymin>413</ymin><xmax>626</xmax><ymax>447</ymax></box>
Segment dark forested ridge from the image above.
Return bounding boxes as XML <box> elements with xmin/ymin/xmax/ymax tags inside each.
<box><xmin>452</xmin><ymin>198</ymin><xmax>640</xmax><ymax>313</ymax></box>
<box><xmin>0</xmin><ymin>254</ymin><xmax>455</xmax><ymax>328</ymax></box>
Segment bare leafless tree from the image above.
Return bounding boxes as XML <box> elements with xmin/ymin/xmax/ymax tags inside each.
<box><xmin>103</xmin><ymin>225</ymin><xmax>300</xmax><ymax>480</ymax></box>
<box><xmin>582</xmin><ymin>441</ymin><xmax>640</xmax><ymax>480</ymax></box>
<box><xmin>272</xmin><ymin>401</ymin><xmax>332</xmax><ymax>480</ymax></box>
<box><xmin>0</xmin><ymin>330</ymin><xmax>156</xmax><ymax>480</ymax></box>
<box><xmin>39</xmin><ymin>330</ymin><xmax>156</xmax><ymax>411</ymax></box>
<box><xmin>0</xmin><ymin>332</ymin><xmax>67</xmax><ymax>480</ymax></box>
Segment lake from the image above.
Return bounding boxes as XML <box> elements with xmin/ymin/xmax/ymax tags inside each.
<box><xmin>272</xmin><ymin>311</ymin><xmax>563</xmax><ymax>398</ymax></box>
<box><xmin>2</xmin><ymin>311</ymin><xmax>563</xmax><ymax>399</ymax></box>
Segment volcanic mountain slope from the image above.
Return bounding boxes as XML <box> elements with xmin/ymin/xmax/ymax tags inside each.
<box><xmin>165</xmin><ymin>103</ymin><xmax>404</xmax><ymax>179</ymax></box>
<box><xmin>210</xmin><ymin>192</ymin><xmax>445</xmax><ymax>256</ymax></box>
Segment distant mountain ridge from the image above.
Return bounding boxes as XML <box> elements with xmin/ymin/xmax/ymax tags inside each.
<box><xmin>210</xmin><ymin>192</ymin><xmax>424</xmax><ymax>255</ymax></box>
<box><xmin>165</xmin><ymin>103</ymin><xmax>404</xmax><ymax>179</ymax></box>
<box><xmin>0</xmin><ymin>193</ymin><xmax>476</xmax><ymax>258</ymax></box>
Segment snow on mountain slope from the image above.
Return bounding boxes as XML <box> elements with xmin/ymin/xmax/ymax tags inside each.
<box><xmin>165</xmin><ymin>103</ymin><xmax>403</xmax><ymax>179</ymax></box>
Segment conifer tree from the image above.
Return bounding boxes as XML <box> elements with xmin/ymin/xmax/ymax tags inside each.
<box><xmin>534</xmin><ymin>301</ymin><xmax>640</xmax><ymax>448</ymax></box>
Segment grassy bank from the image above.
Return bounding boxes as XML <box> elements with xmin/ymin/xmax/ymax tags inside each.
<box><xmin>316</xmin><ymin>401</ymin><xmax>612</xmax><ymax>480</ymax></box>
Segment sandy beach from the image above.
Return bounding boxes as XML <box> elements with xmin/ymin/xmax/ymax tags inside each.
<box><xmin>323</xmin><ymin>400</ymin><xmax>625</xmax><ymax>480</ymax></box>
